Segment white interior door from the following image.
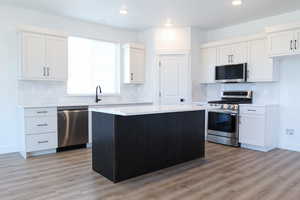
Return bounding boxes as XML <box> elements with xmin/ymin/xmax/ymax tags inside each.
<box><xmin>159</xmin><ymin>54</ymin><xmax>189</xmax><ymax>105</ymax></box>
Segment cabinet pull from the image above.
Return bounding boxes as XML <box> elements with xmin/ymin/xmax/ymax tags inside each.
<box><xmin>291</xmin><ymin>40</ymin><xmax>293</xmax><ymax>50</ymax></box>
<box><xmin>47</xmin><ymin>67</ymin><xmax>50</xmax><ymax>76</ymax></box>
<box><xmin>38</xmin><ymin>140</ymin><xmax>49</xmax><ymax>144</ymax></box>
<box><xmin>247</xmin><ymin>109</ymin><xmax>257</xmax><ymax>112</ymax></box>
<box><xmin>37</xmin><ymin>111</ymin><xmax>48</xmax><ymax>114</ymax></box>
<box><xmin>37</xmin><ymin>123</ymin><xmax>48</xmax><ymax>127</ymax></box>
<box><xmin>130</xmin><ymin>73</ymin><xmax>133</xmax><ymax>81</ymax></box>
<box><xmin>43</xmin><ymin>67</ymin><xmax>46</xmax><ymax>76</ymax></box>
<box><xmin>231</xmin><ymin>55</ymin><xmax>234</xmax><ymax>63</ymax></box>
<box><xmin>295</xmin><ymin>40</ymin><xmax>297</xmax><ymax>50</ymax></box>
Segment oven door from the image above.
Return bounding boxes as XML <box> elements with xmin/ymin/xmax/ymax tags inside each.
<box><xmin>215</xmin><ymin>63</ymin><xmax>247</xmax><ymax>83</ymax></box>
<box><xmin>208</xmin><ymin>111</ymin><xmax>238</xmax><ymax>138</ymax></box>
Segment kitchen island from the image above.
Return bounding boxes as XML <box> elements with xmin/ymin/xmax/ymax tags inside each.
<box><xmin>90</xmin><ymin>105</ymin><xmax>206</xmax><ymax>183</ymax></box>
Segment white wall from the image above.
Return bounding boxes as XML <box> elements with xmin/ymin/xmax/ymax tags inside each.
<box><xmin>0</xmin><ymin>5</ymin><xmax>143</xmax><ymax>154</ymax></box>
<box><xmin>199</xmin><ymin>10</ymin><xmax>300</xmax><ymax>152</ymax></box>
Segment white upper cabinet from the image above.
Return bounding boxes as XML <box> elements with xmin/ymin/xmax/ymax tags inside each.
<box><xmin>266</xmin><ymin>22</ymin><xmax>300</xmax><ymax>57</ymax></box>
<box><xmin>218</xmin><ymin>42</ymin><xmax>248</xmax><ymax>65</ymax></box>
<box><xmin>19</xmin><ymin>31</ymin><xmax>68</xmax><ymax>81</ymax></box>
<box><xmin>247</xmin><ymin>38</ymin><xmax>278</xmax><ymax>82</ymax></box>
<box><xmin>200</xmin><ymin>34</ymin><xmax>278</xmax><ymax>83</ymax></box>
<box><xmin>123</xmin><ymin>43</ymin><xmax>145</xmax><ymax>84</ymax></box>
<box><xmin>199</xmin><ymin>47</ymin><xmax>217</xmax><ymax>84</ymax></box>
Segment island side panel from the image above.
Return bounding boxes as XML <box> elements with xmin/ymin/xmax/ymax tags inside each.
<box><xmin>114</xmin><ymin>110</ymin><xmax>205</xmax><ymax>182</ymax></box>
<box><xmin>92</xmin><ymin>112</ymin><xmax>116</xmax><ymax>182</ymax></box>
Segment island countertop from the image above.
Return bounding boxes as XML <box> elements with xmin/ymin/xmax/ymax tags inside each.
<box><xmin>89</xmin><ymin>105</ymin><xmax>207</xmax><ymax>116</ymax></box>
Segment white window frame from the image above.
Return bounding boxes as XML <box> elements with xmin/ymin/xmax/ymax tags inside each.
<box><xmin>67</xmin><ymin>36</ymin><xmax>121</xmax><ymax>97</ymax></box>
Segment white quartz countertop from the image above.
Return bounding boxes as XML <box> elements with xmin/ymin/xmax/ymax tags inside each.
<box><xmin>18</xmin><ymin>100</ymin><xmax>153</xmax><ymax>108</ymax></box>
<box><xmin>89</xmin><ymin>105</ymin><xmax>207</xmax><ymax>116</ymax></box>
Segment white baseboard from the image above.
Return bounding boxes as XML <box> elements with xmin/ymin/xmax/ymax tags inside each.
<box><xmin>241</xmin><ymin>144</ymin><xmax>275</xmax><ymax>152</ymax></box>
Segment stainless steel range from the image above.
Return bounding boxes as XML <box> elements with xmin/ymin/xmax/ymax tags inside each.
<box><xmin>207</xmin><ymin>91</ymin><xmax>253</xmax><ymax>147</ymax></box>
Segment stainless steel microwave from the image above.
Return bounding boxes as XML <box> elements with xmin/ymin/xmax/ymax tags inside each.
<box><xmin>215</xmin><ymin>63</ymin><xmax>247</xmax><ymax>83</ymax></box>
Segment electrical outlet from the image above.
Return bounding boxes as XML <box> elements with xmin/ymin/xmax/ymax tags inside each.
<box><xmin>286</xmin><ymin>129</ymin><xmax>295</xmax><ymax>136</ymax></box>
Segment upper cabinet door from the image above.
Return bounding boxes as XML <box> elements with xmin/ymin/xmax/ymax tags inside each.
<box><xmin>45</xmin><ymin>36</ymin><xmax>68</xmax><ymax>81</ymax></box>
<box><xmin>21</xmin><ymin>33</ymin><xmax>46</xmax><ymax>80</ymax></box>
<box><xmin>268</xmin><ymin>31</ymin><xmax>294</xmax><ymax>57</ymax></box>
<box><xmin>200</xmin><ymin>47</ymin><xmax>217</xmax><ymax>84</ymax></box>
<box><xmin>248</xmin><ymin>39</ymin><xmax>276</xmax><ymax>82</ymax></box>
<box><xmin>218</xmin><ymin>45</ymin><xmax>233</xmax><ymax>65</ymax></box>
<box><xmin>130</xmin><ymin>48</ymin><xmax>145</xmax><ymax>84</ymax></box>
<box><xmin>231</xmin><ymin>42</ymin><xmax>248</xmax><ymax>64</ymax></box>
<box><xmin>123</xmin><ymin>44</ymin><xmax>145</xmax><ymax>84</ymax></box>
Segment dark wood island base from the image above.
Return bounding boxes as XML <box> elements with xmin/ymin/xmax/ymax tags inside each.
<box><xmin>92</xmin><ymin>110</ymin><xmax>205</xmax><ymax>183</ymax></box>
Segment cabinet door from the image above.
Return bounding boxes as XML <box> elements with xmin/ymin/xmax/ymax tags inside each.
<box><xmin>45</xmin><ymin>36</ymin><xmax>68</xmax><ymax>81</ymax></box>
<box><xmin>232</xmin><ymin>42</ymin><xmax>248</xmax><ymax>64</ymax></box>
<box><xmin>130</xmin><ymin>48</ymin><xmax>145</xmax><ymax>83</ymax></box>
<box><xmin>218</xmin><ymin>45</ymin><xmax>232</xmax><ymax>65</ymax></box>
<box><xmin>248</xmin><ymin>39</ymin><xmax>274</xmax><ymax>82</ymax></box>
<box><xmin>200</xmin><ymin>48</ymin><xmax>217</xmax><ymax>83</ymax></box>
<box><xmin>239</xmin><ymin>115</ymin><xmax>265</xmax><ymax>147</ymax></box>
<box><xmin>21</xmin><ymin>33</ymin><xmax>46</xmax><ymax>80</ymax></box>
<box><xmin>293</xmin><ymin>29</ymin><xmax>300</xmax><ymax>55</ymax></box>
<box><xmin>268</xmin><ymin>31</ymin><xmax>294</xmax><ymax>57</ymax></box>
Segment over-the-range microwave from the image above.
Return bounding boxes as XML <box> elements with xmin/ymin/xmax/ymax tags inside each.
<box><xmin>215</xmin><ymin>63</ymin><xmax>247</xmax><ymax>83</ymax></box>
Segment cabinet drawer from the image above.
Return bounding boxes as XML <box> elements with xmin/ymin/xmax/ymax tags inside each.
<box><xmin>24</xmin><ymin>108</ymin><xmax>57</xmax><ymax>117</ymax></box>
<box><xmin>240</xmin><ymin>106</ymin><xmax>265</xmax><ymax>115</ymax></box>
<box><xmin>25</xmin><ymin>116</ymin><xmax>57</xmax><ymax>134</ymax></box>
<box><xmin>26</xmin><ymin>133</ymin><xmax>57</xmax><ymax>152</ymax></box>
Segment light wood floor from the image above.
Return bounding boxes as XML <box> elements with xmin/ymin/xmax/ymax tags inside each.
<box><xmin>1</xmin><ymin>143</ymin><xmax>300</xmax><ymax>200</ymax></box>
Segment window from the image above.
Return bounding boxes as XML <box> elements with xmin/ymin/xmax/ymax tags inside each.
<box><xmin>67</xmin><ymin>36</ymin><xmax>120</xmax><ymax>95</ymax></box>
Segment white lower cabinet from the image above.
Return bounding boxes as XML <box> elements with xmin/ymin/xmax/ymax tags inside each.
<box><xmin>19</xmin><ymin>107</ymin><xmax>58</xmax><ymax>159</ymax></box>
<box><xmin>239</xmin><ymin>105</ymin><xmax>279</xmax><ymax>152</ymax></box>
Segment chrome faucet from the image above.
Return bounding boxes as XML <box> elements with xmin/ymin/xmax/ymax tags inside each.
<box><xmin>95</xmin><ymin>85</ymin><xmax>102</xmax><ymax>103</ymax></box>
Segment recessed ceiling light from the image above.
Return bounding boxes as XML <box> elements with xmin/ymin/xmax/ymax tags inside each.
<box><xmin>120</xmin><ymin>7</ymin><xmax>128</xmax><ymax>15</ymax></box>
<box><xmin>165</xmin><ymin>19</ymin><xmax>173</xmax><ymax>27</ymax></box>
<box><xmin>232</xmin><ymin>0</ymin><xmax>242</xmax><ymax>6</ymax></box>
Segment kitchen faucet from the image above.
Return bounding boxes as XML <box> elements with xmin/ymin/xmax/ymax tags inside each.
<box><xmin>95</xmin><ymin>85</ymin><xmax>102</xmax><ymax>103</ymax></box>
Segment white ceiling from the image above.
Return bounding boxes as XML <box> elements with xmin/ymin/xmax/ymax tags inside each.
<box><xmin>2</xmin><ymin>0</ymin><xmax>300</xmax><ymax>30</ymax></box>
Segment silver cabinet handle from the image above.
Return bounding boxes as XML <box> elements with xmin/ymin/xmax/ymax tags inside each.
<box><xmin>130</xmin><ymin>73</ymin><xmax>133</xmax><ymax>81</ymax></box>
<box><xmin>43</xmin><ymin>67</ymin><xmax>46</xmax><ymax>76</ymax></box>
<box><xmin>47</xmin><ymin>67</ymin><xmax>50</xmax><ymax>76</ymax></box>
<box><xmin>291</xmin><ymin>40</ymin><xmax>293</xmax><ymax>50</ymax></box>
<box><xmin>295</xmin><ymin>40</ymin><xmax>297</xmax><ymax>50</ymax></box>
<box><xmin>231</xmin><ymin>55</ymin><xmax>234</xmax><ymax>63</ymax></box>
<box><xmin>247</xmin><ymin>109</ymin><xmax>257</xmax><ymax>112</ymax></box>
<box><xmin>38</xmin><ymin>140</ymin><xmax>49</xmax><ymax>144</ymax></box>
<box><xmin>37</xmin><ymin>123</ymin><xmax>48</xmax><ymax>127</ymax></box>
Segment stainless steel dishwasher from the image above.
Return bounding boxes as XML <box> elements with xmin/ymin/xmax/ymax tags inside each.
<box><xmin>57</xmin><ymin>106</ymin><xmax>88</xmax><ymax>151</ymax></box>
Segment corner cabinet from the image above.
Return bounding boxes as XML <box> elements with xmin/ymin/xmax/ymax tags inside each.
<box><xmin>123</xmin><ymin>43</ymin><xmax>145</xmax><ymax>84</ymax></box>
<box><xmin>239</xmin><ymin>105</ymin><xmax>279</xmax><ymax>152</ymax></box>
<box><xmin>19</xmin><ymin>32</ymin><xmax>68</xmax><ymax>81</ymax></box>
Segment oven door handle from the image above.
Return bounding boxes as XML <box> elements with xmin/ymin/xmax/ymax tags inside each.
<box><xmin>209</xmin><ymin>110</ymin><xmax>238</xmax><ymax>115</ymax></box>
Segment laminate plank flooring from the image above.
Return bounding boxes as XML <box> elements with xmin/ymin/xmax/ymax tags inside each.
<box><xmin>1</xmin><ymin>143</ymin><xmax>300</xmax><ymax>200</ymax></box>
